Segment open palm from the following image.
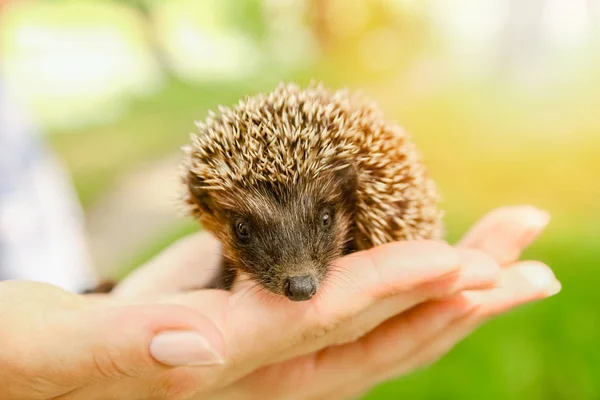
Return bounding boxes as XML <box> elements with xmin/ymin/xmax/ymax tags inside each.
<box><xmin>113</xmin><ymin>206</ymin><xmax>558</xmax><ymax>400</ymax></box>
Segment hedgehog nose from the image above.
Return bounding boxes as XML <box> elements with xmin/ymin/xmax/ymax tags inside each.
<box><xmin>284</xmin><ymin>275</ymin><xmax>317</xmax><ymax>301</ymax></box>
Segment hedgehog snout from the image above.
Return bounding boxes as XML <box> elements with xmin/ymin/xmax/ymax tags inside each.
<box><xmin>284</xmin><ymin>275</ymin><xmax>317</xmax><ymax>301</ymax></box>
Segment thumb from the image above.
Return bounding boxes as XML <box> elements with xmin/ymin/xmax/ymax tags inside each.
<box><xmin>1</xmin><ymin>282</ymin><xmax>225</xmax><ymax>399</ymax></box>
<box><xmin>73</xmin><ymin>303</ymin><xmax>226</xmax><ymax>370</ymax></box>
<box><xmin>51</xmin><ymin>303</ymin><xmax>226</xmax><ymax>380</ymax></box>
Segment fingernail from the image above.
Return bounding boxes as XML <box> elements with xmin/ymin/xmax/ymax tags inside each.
<box><xmin>150</xmin><ymin>331</ymin><xmax>224</xmax><ymax>366</ymax></box>
<box><xmin>531</xmin><ymin>209</ymin><xmax>551</xmax><ymax>229</ymax></box>
<box><xmin>519</xmin><ymin>263</ymin><xmax>555</xmax><ymax>291</ymax></box>
<box><xmin>519</xmin><ymin>209</ymin><xmax>551</xmax><ymax>246</ymax></box>
<box><xmin>546</xmin><ymin>280</ymin><xmax>562</xmax><ymax>296</ymax></box>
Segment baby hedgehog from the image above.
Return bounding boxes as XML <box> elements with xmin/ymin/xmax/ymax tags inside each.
<box><xmin>182</xmin><ymin>82</ymin><xmax>444</xmax><ymax>301</ymax></box>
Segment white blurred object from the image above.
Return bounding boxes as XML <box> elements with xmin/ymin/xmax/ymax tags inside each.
<box><xmin>427</xmin><ymin>0</ymin><xmax>600</xmax><ymax>83</ymax></box>
<box><xmin>0</xmin><ymin>80</ymin><xmax>98</xmax><ymax>293</ymax></box>
<box><xmin>0</xmin><ymin>0</ymin><xmax>164</xmax><ymax>131</ymax></box>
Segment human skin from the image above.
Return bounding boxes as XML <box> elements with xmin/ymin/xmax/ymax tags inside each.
<box><xmin>0</xmin><ymin>206</ymin><xmax>560</xmax><ymax>400</ymax></box>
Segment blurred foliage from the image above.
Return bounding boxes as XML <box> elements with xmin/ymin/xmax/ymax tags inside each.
<box><xmin>47</xmin><ymin>77</ymin><xmax>291</xmax><ymax>208</ymax></box>
<box><xmin>2</xmin><ymin>0</ymin><xmax>599</xmax><ymax>398</ymax></box>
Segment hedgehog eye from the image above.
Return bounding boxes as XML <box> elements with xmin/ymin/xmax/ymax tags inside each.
<box><xmin>320</xmin><ymin>207</ymin><xmax>334</xmax><ymax>228</ymax></box>
<box><xmin>235</xmin><ymin>221</ymin><xmax>251</xmax><ymax>242</ymax></box>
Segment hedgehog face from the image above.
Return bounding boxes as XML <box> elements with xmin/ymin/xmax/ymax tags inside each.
<box><xmin>188</xmin><ymin>164</ymin><xmax>357</xmax><ymax>301</ymax></box>
<box><xmin>183</xmin><ymin>82</ymin><xmax>444</xmax><ymax>299</ymax></box>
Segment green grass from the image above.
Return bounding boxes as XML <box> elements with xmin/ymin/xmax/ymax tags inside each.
<box><xmin>365</xmin><ymin>220</ymin><xmax>600</xmax><ymax>399</ymax></box>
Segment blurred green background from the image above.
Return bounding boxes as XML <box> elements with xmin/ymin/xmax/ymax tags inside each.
<box><xmin>1</xmin><ymin>0</ymin><xmax>598</xmax><ymax>398</ymax></box>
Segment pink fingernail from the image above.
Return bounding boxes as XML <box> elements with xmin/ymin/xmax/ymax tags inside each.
<box><xmin>519</xmin><ymin>209</ymin><xmax>551</xmax><ymax>246</ymax></box>
<box><xmin>531</xmin><ymin>209</ymin><xmax>551</xmax><ymax>229</ymax></box>
<box><xmin>546</xmin><ymin>280</ymin><xmax>562</xmax><ymax>296</ymax></box>
<box><xmin>150</xmin><ymin>331</ymin><xmax>224</xmax><ymax>366</ymax></box>
<box><xmin>519</xmin><ymin>263</ymin><xmax>555</xmax><ymax>291</ymax></box>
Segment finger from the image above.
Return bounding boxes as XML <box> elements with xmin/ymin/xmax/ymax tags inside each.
<box><xmin>398</xmin><ymin>261</ymin><xmax>559</xmax><ymax>376</ymax></box>
<box><xmin>167</xmin><ymin>240</ymin><xmax>463</xmax><ymax>384</ymax></box>
<box><xmin>427</xmin><ymin>247</ymin><xmax>502</xmax><ymax>295</ymax></box>
<box><xmin>2</xmin><ymin>286</ymin><xmax>226</xmax><ymax>400</ymax></box>
<box><xmin>112</xmin><ymin>231</ymin><xmax>223</xmax><ymax>300</ymax></box>
<box><xmin>283</xmin><ymin>296</ymin><xmax>478</xmax><ymax>400</ymax></box>
<box><xmin>320</xmin><ymin>247</ymin><xmax>500</xmax><ymax>349</ymax></box>
<box><xmin>196</xmin><ymin>246</ymin><xmax>501</xmax><ymax>400</ymax></box>
<box><xmin>456</xmin><ymin>205</ymin><xmax>550</xmax><ymax>265</ymax></box>
<box><xmin>230</xmin><ymin>240</ymin><xmax>462</xmax><ymax>308</ymax></box>
<box><xmin>217</xmin><ymin>293</ymin><xmax>480</xmax><ymax>400</ymax></box>
<box><xmin>331</xmin><ymin>261</ymin><xmax>561</xmax><ymax>398</ymax></box>
<box><xmin>460</xmin><ymin>261</ymin><xmax>561</xmax><ymax>318</ymax></box>
<box><xmin>186</xmin><ymin>248</ymin><xmax>502</xmax><ymax>399</ymax></box>
<box><xmin>224</xmin><ymin>240</ymin><xmax>462</xmax><ymax>335</ymax></box>
<box><xmin>313</xmin><ymin>240</ymin><xmax>462</xmax><ymax>314</ymax></box>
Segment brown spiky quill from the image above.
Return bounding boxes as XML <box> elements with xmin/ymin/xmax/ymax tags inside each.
<box><xmin>181</xmin><ymin>82</ymin><xmax>444</xmax><ymax>251</ymax></box>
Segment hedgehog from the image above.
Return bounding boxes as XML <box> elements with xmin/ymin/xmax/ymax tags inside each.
<box><xmin>180</xmin><ymin>82</ymin><xmax>444</xmax><ymax>302</ymax></box>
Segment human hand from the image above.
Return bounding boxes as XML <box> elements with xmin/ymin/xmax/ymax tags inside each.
<box><xmin>0</xmin><ymin>206</ymin><xmax>559</xmax><ymax>400</ymax></box>
<box><xmin>173</xmin><ymin>206</ymin><xmax>560</xmax><ymax>400</ymax></box>
<box><xmin>113</xmin><ymin>205</ymin><xmax>558</xmax><ymax>399</ymax></box>
<box><xmin>242</xmin><ymin>205</ymin><xmax>559</xmax><ymax>400</ymax></box>
<box><xmin>0</xmin><ymin>234</ymin><xmax>491</xmax><ymax>400</ymax></box>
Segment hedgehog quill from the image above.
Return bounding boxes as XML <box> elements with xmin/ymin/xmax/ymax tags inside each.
<box><xmin>181</xmin><ymin>82</ymin><xmax>444</xmax><ymax>302</ymax></box>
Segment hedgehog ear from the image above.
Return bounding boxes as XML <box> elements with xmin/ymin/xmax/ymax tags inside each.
<box><xmin>187</xmin><ymin>172</ymin><xmax>215</xmax><ymax>214</ymax></box>
<box><xmin>331</xmin><ymin>161</ymin><xmax>358</xmax><ymax>205</ymax></box>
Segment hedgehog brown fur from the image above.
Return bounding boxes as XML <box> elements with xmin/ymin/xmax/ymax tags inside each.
<box><xmin>180</xmin><ymin>82</ymin><xmax>444</xmax><ymax>300</ymax></box>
